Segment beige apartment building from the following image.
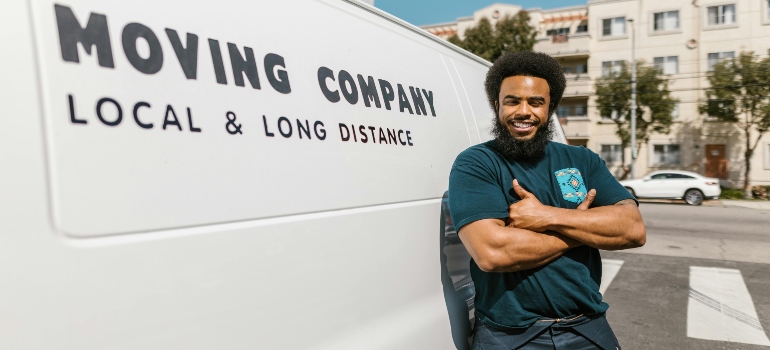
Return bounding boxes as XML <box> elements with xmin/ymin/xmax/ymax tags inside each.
<box><xmin>421</xmin><ymin>0</ymin><xmax>770</xmax><ymax>187</ymax></box>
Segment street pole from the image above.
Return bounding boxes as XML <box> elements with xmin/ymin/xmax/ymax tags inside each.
<box><xmin>629</xmin><ymin>18</ymin><xmax>637</xmax><ymax>179</ymax></box>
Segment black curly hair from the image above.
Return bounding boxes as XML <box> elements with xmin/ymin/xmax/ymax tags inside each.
<box><xmin>484</xmin><ymin>51</ymin><xmax>566</xmax><ymax>117</ymax></box>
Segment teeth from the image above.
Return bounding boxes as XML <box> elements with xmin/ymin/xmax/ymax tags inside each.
<box><xmin>513</xmin><ymin>122</ymin><xmax>533</xmax><ymax>128</ymax></box>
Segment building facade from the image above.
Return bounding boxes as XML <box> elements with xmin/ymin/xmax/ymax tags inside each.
<box><xmin>421</xmin><ymin>0</ymin><xmax>770</xmax><ymax>187</ymax></box>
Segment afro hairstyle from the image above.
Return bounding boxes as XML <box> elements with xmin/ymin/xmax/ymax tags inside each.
<box><xmin>484</xmin><ymin>51</ymin><xmax>566</xmax><ymax>117</ymax></box>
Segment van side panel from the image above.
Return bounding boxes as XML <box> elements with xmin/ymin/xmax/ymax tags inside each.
<box><xmin>29</xmin><ymin>0</ymin><xmax>474</xmax><ymax>237</ymax></box>
<box><xmin>0</xmin><ymin>0</ymin><xmax>494</xmax><ymax>349</ymax></box>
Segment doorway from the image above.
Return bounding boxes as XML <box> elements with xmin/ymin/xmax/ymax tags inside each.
<box><xmin>705</xmin><ymin>144</ymin><xmax>728</xmax><ymax>179</ymax></box>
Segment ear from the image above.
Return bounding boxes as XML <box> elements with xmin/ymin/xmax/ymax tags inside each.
<box><xmin>494</xmin><ymin>100</ymin><xmax>499</xmax><ymax>112</ymax></box>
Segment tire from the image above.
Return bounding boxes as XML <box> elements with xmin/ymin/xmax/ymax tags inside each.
<box><xmin>625</xmin><ymin>187</ymin><xmax>636</xmax><ymax>198</ymax></box>
<box><xmin>684</xmin><ymin>189</ymin><xmax>704</xmax><ymax>206</ymax></box>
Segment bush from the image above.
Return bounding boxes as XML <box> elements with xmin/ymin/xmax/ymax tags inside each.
<box><xmin>720</xmin><ymin>187</ymin><xmax>746</xmax><ymax>200</ymax></box>
<box><xmin>752</xmin><ymin>186</ymin><xmax>769</xmax><ymax>200</ymax></box>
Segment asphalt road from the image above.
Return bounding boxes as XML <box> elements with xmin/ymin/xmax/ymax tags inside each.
<box><xmin>603</xmin><ymin>202</ymin><xmax>770</xmax><ymax>349</ymax></box>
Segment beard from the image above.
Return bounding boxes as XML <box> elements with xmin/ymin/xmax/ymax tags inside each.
<box><xmin>491</xmin><ymin>115</ymin><xmax>554</xmax><ymax>162</ymax></box>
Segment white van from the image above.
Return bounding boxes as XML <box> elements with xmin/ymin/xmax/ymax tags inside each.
<box><xmin>0</xmin><ymin>0</ymin><xmax>566</xmax><ymax>348</ymax></box>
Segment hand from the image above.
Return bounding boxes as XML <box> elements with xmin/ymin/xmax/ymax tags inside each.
<box><xmin>507</xmin><ymin>180</ymin><xmax>597</xmax><ymax>231</ymax></box>
<box><xmin>507</xmin><ymin>179</ymin><xmax>553</xmax><ymax>232</ymax></box>
<box><xmin>577</xmin><ymin>189</ymin><xmax>597</xmax><ymax>210</ymax></box>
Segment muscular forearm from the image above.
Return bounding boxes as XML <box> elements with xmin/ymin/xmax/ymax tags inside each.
<box><xmin>459</xmin><ymin>220</ymin><xmax>581</xmax><ymax>273</ymax></box>
<box><xmin>494</xmin><ymin>229</ymin><xmax>581</xmax><ymax>272</ymax></box>
<box><xmin>543</xmin><ymin>200</ymin><xmax>646</xmax><ymax>250</ymax></box>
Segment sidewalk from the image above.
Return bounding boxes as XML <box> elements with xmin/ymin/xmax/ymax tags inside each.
<box><xmin>638</xmin><ymin>198</ymin><xmax>770</xmax><ymax>209</ymax></box>
<box><xmin>719</xmin><ymin>199</ymin><xmax>770</xmax><ymax>210</ymax></box>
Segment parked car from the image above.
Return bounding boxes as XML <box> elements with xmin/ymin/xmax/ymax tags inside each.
<box><xmin>619</xmin><ymin>170</ymin><xmax>721</xmax><ymax>205</ymax></box>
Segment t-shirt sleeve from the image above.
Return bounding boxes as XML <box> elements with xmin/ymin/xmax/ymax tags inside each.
<box><xmin>448</xmin><ymin>150</ymin><xmax>509</xmax><ymax>231</ymax></box>
<box><xmin>584</xmin><ymin>150</ymin><xmax>638</xmax><ymax>207</ymax></box>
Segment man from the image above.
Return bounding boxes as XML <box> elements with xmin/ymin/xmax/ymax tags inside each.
<box><xmin>448</xmin><ymin>51</ymin><xmax>646</xmax><ymax>350</ymax></box>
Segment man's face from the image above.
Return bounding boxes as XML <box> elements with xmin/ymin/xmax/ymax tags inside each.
<box><xmin>496</xmin><ymin>76</ymin><xmax>551</xmax><ymax>141</ymax></box>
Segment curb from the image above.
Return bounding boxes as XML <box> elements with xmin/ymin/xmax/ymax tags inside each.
<box><xmin>637</xmin><ymin>199</ymin><xmax>770</xmax><ymax>209</ymax></box>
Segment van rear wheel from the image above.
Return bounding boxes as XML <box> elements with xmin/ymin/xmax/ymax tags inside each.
<box><xmin>685</xmin><ymin>189</ymin><xmax>704</xmax><ymax>206</ymax></box>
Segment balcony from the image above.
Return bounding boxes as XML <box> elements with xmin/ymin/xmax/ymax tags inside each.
<box><xmin>534</xmin><ymin>33</ymin><xmax>591</xmax><ymax>58</ymax></box>
<box><xmin>552</xmin><ymin>34</ymin><xmax>569</xmax><ymax>43</ymax></box>
<box><xmin>562</xmin><ymin>74</ymin><xmax>591</xmax><ymax>97</ymax></box>
<box><xmin>560</xmin><ymin>116</ymin><xmax>591</xmax><ymax>139</ymax></box>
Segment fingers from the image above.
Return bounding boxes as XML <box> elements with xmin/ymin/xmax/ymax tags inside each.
<box><xmin>512</xmin><ymin>179</ymin><xmax>532</xmax><ymax>199</ymax></box>
<box><xmin>577</xmin><ymin>189</ymin><xmax>597</xmax><ymax>210</ymax></box>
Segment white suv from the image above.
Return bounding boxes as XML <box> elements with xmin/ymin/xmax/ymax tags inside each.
<box><xmin>619</xmin><ymin>170</ymin><xmax>722</xmax><ymax>205</ymax></box>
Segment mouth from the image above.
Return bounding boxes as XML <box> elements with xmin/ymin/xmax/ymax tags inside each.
<box><xmin>507</xmin><ymin>119</ymin><xmax>538</xmax><ymax>134</ymax></box>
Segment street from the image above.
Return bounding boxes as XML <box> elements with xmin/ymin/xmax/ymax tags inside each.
<box><xmin>603</xmin><ymin>202</ymin><xmax>770</xmax><ymax>349</ymax></box>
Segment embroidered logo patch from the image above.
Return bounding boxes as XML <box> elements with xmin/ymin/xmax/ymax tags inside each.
<box><xmin>555</xmin><ymin>168</ymin><xmax>587</xmax><ymax>204</ymax></box>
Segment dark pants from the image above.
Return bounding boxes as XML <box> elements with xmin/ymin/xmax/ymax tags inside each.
<box><xmin>471</xmin><ymin>314</ymin><xmax>620</xmax><ymax>350</ymax></box>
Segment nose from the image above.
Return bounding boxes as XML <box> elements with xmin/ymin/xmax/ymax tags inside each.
<box><xmin>517</xmin><ymin>101</ymin><xmax>532</xmax><ymax>118</ymax></box>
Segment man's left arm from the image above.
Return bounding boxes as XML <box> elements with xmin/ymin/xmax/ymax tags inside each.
<box><xmin>509</xmin><ymin>180</ymin><xmax>646</xmax><ymax>251</ymax></box>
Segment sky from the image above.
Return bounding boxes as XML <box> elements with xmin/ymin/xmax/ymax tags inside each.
<box><xmin>375</xmin><ymin>0</ymin><xmax>588</xmax><ymax>26</ymax></box>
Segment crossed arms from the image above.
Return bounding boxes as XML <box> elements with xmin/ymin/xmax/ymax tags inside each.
<box><xmin>458</xmin><ymin>179</ymin><xmax>646</xmax><ymax>273</ymax></box>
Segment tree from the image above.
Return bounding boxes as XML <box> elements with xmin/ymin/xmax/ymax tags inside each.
<box><xmin>594</xmin><ymin>61</ymin><xmax>678</xmax><ymax>179</ymax></box>
<box><xmin>699</xmin><ymin>51</ymin><xmax>770</xmax><ymax>195</ymax></box>
<box><xmin>495</xmin><ymin>12</ymin><xmax>537</xmax><ymax>57</ymax></box>
<box><xmin>457</xmin><ymin>18</ymin><xmax>498</xmax><ymax>62</ymax></box>
<box><xmin>448</xmin><ymin>12</ymin><xmax>536</xmax><ymax>62</ymax></box>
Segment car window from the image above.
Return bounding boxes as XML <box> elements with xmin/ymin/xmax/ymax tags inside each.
<box><xmin>651</xmin><ymin>174</ymin><xmax>669</xmax><ymax>179</ymax></box>
<box><xmin>669</xmin><ymin>174</ymin><xmax>695</xmax><ymax>179</ymax></box>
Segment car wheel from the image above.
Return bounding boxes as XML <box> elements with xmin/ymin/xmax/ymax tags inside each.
<box><xmin>684</xmin><ymin>189</ymin><xmax>704</xmax><ymax>206</ymax></box>
<box><xmin>625</xmin><ymin>187</ymin><xmax>636</xmax><ymax>197</ymax></box>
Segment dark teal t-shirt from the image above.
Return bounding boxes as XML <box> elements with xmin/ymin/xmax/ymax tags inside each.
<box><xmin>448</xmin><ymin>140</ymin><xmax>635</xmax><ymax>329</ymax></box>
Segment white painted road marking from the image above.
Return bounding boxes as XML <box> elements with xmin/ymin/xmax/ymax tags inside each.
<box><xmin>687</xmin><ymin>266</ymin><xmax>770</xmax><ymax>346</ymax></box>
<box><xmin>600</xmin><ymin>259</ymin><xmax>624</xmax><ymax>295</ymax></box>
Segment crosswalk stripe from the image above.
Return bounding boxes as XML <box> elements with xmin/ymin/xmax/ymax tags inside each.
<box><xmin>600</xmin><ymin>259</ymin><xmax>624</xmax><ymax>295</ymax></box>
<box><xmin>687</xmin><ymin>266</ymin><xmax>770</xmax><ymax>346</ymax></box>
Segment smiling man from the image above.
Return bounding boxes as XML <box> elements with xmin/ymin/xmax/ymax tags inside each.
<box><xmin>448</xmin><ymin>51</ymin><xmax>646</xmax><ymax>350</ymax></box>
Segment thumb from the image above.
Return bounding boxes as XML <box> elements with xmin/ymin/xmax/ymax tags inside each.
<box><xmin>577</xmin><ymin>189</ymin><xmax>597</xmax><ymax>210</ymax></box>
<box><xmin>512</xmin><ymin>179</ymin><xmax>532</xmax><ymax>199</ymax></box>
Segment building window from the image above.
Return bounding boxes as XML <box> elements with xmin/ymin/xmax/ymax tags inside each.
<box><xmin>653</xmin><ymin>144</ymin><xmax>681</xmax><ymax>165</ymax></box>
<box><xmin>654</xmin><ymin>56</ymin><xmax>679</xmax><ymax>74</ymax></box>
<box><xmin>557</xmin><ymin>105</ymin><xmax>588</xmax><ymax>117</ymax></box>
<box><xmin>602</xmin><ymin>60</ymin><xmax>624</xmax><ymax>76</ymax></box>
<box><xmin>601</xmin><ymin>109</ymin><xmax>623</xmax><ymax>121</ymax></box>
<box><xmin>653</xmin><ymin>11</ymin><xmax>680</xmax><ymax>31</ymax></box>
<box><xmin>601</xmin><ymin>144</ymin><xmax>623</xmax><ymax>165</ymax></box>
<box><xmin>576</xmin><ymin>22</ymin><xmax>589</xmax><ymax>33</ymax></box>
<box><xmin>767</xmin><ymin>0</ymin><xmax>770</xmax><ymax>20</ymax></box>
<box><xmin>707</xmin><ymin>51</ymin><xmax>735</xmax><ymax>71</ymax></box>
<box><xmin>546</xmin><ymin>28</ymin><xmax>570</xmax><ymax>36</ymax></box>
<box><xmin>706</xmin><ymin>99</ymin><xmax>735</xmax><ymax>117</ymax></box>
<box><xmin>563</xmin><ymin>63</ymin><xmax>588</xmax><ymax>75</ymax></box>
<box><xmin>707</xmin><ymin>4</ymin><xmax>736</xmax><ymax>26</ymax></box>
<box><xmin>602</xmin><ymin>17</ymin><xmax>626</xmax><ymax>36</ymax></box>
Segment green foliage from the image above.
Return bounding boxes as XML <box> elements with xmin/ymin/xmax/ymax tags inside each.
<box><xmin>460</xmin><ymin>18</ymin><xmax>498</xmax><ymax>62</ymax></box>
<box><xmin>447</xmin><ymin>34</ymin><xmax>463</xmax><ymax>47</ymax></box>
<box><xmin>698</xmin><ymin>52</ymin><xmax>770</xmax><ymax>192</ymax></box>
<box><xmin>495</xmin><ymin>12</ymin><xmax>537</xmax><ymax>57</ymax></box>
<box><xmin>594</xmin><ymin>61</ymin><xmax>677</xmax><ymax>175</ymax></box>
<box><xmin>719</xmin><ymin>187</ymin><xmax>746</xmax><ymax>200</ymax></box>
<box><xmin>451</xmin><ymin>12</ymin><xmax>536</xmax><ymax>62</ymax></box>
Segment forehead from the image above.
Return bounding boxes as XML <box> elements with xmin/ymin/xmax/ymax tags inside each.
<box><xmin>499</xmin><ymin>76</ymin><xmax>550</xmax><ymax>98</ymax></box>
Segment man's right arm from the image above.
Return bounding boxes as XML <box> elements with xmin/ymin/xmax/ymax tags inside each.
<box><xmin>458</xmin><ymin>219</ymin><xmax>581</xmax><ymax>273</ymax></box>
